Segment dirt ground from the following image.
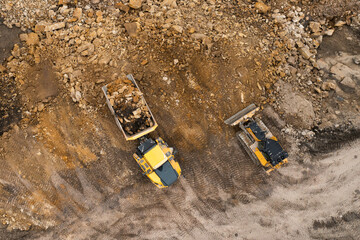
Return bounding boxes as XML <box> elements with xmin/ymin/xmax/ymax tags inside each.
<box><xmin>29</xmin><ymin>140</ymin><xmax>360</xmax><ymax>240</ymax></box>
<box><xmin>0</xmin><ymin>0</ymin><xmax>359</xmax><ymax>239</ymax></box>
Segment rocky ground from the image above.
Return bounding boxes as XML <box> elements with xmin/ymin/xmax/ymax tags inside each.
<box><xmin>0</xmin><ymin>0</ymin><xmax>359</xmax><ymax>239</ymax></box>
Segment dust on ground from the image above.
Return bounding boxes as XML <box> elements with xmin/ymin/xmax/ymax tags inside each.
<box><xmin>30</xmin><ymin>140</ymin><xmax>360</xmax><ymax>240</ymax></box>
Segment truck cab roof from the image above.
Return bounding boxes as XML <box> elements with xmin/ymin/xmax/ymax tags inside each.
<box><xmin>144</xmin><ymin>145</ymin><xmax>167</xmax><ymax>169</ymax></box>
<box><xmin>137</xmin><ymin>138</ymin><xmax>167</xmax><ymax>169</ymax></box>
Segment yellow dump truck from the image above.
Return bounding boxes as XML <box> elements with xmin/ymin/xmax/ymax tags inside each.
<box><xmin>102</xmin><ymin>74</ymin><xmax>181</xmax><ymax>188</ymax></box>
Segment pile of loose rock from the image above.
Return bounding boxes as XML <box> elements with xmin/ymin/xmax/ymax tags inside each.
<box><xmin>106</xmin><ymin>78</ymin><xmax>154</xmax><ymax>135</ymax></box>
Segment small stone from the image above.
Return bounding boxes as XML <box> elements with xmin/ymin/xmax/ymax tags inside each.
<box><xmin>324</xmin><ymin>29</ymin><xmax>334</xmax><ymax>36</ymax></box>
<box><xmin>70</xmin><ymin>87</ymin><xmax>76</xmax><ymax>102</ymax></box>
<box><xmin>340</xmin><ymin>77</ymin><xmax>356</xmax><ymax>89</ymax></box>
<box><xmin>299</xmin><ymin>47</ymin><xmax>312</xmax><ymax>59</ymax></box>
<box><xmin>35</xmin><ymin>24</ymin><xmax>46</xmax><ymax>33</ymax></box>
<box><xmin>141</xmin><ymin>60</ymin><xmax>148</xmax><ymax>65</ymax></box>
<box><xmin>254</xmin><ymin>2</ymin><xmax>271</xmax><ymax>14</ymax></box>
<box><xmin>87</xmin><ymin>9</ymin><xmax>94</xmax><ymax>18</ymax></box>
<box><xmin>99</xmin><ymin>55</ymin><xmax>112</xmax><ymax>65</ymax></box>
<box><xmin>96</xmin><ymin>10</ymin><xmax>103</xmax><ymax>22</ymax></box>
<box><xmin>11</xmin><ymin>44</ymin><xmax>20</xmax><ymax>57</ymax></box>
<box><xmin>257</xmin><ymin>82</ymin><xmax>262</xmax><ymax>90</ymax></box>
<box><xmin>302</xmin><ymin>130</ymin><xmax>315</xmax><ymax>138</ymax></box>
<box><xmin>77</xmin><ymin>42</ymin><xmax>95</xmax><ymax>55</ymax></box>
<box><xmin>69</xmin><ymin>16</ymin><xmax>78</xmax><ymax>23</ymax></box>
<box><xmin>19</xmin><ymin>33</ymin><xmax>28</xmax><ymax>41</ymax></box>
<box><xmin>115</xmin><ymin>2</ymin><xmax>130</xmax><ymax>12</ymax></box>
<box><xmin>13</xmin><ymin>125</ymin><xmax>19</xmax><ymax>133</ymax></box>
<box><xmin>96</xmin><ymin>79</ymin><xmax>105</xmax><ymax>84</ymax></box>
<box><xmin>334</xmin><ymin>20</ymin><xmax>346</xmax><ymax>27</ymax></box>
<box><xmin>172</xmin><ymin>25</ymin><xmax>183</xmax><ymax>33</ymax></box>
<box><xmin>161</xmin><ymin>0</ymin><xmax>177</xmax><ymax>7</ymax></box>
<box><xmin>309</xmin><ymin>21</ymin><xmax>321</xmax><ymax>33</ymax></box>
<box><xmin>292</xmin><ymin>16</ymin><xmax>302</xmax><ymax>23</ymax></box>
<box><xmin>37</xmin><ymin>103</ymin><xmax>45</xmax><ymax>112</ymax></box>
<box><xmin>58</xmin><ymin>0</ymin><xmax>74</xmax><ymax>4</ymax></box>
<box><xmin>314</xmin><ymin>87</ymin><xmax>322</xmax><ymax>94</ymax></box>
<box><xmin>272</xmin><ymin>13</ymin><xmax>286</xmax><ymax>24</ymax></box>
<box><xmin>191</xmin><ymin>33</ymin><xmax>207</xmax><ymax>40</ymax></box>
<box><xmin>26</xmin><ymin>32</ymin><xmax>40</xmax><ymax>45</ymax></box>
<box><xmin>353</xmin><ymin>56</ymin><xmax>360</xmax><ymax>65</ymax></box>
<box><xmin>75</xmin><ymin>91</ymin><xmax>82</xmax><ymax>101</ymax></box>
<box><xmin>311</xmin><ymin>60</ymin><xmax>319</xmax><ymax>69</ymax></box>
<box><xmin>124</xmin><ymin>22</ymin><xmax>140</xmax><ymax>37</ymax></box>
<box><xmin>0</xmin><ymin>65</ymin><xmax>6</xmax><ymax>73</ymax></box>
<box><xmin>316</xmin><ymin>59</ymin><xmax>329</xmax><ymax>70</ymax></box>
<box><xmin>73</xmin><ymin>8</ymin><xmax>82</xmax><ymax>20</ymax></box>
<box><xmin>88</xmin><ymin>30</ymin><xmax>97</xmax><ymax>41</ymax></box>
<box><xmin>296</xmin><ymin>40</ymin><xmax>304</xmax><ymax>48</ymax></box>
<box><xmin>132</xmin><ymin>108</ymin><xmax>142</xmax><ymax>118</ymax></box>
<box><xmin>62</xmin><ymin>67</ymin><xmax>73</xmax><ymax>74</ymax></box>
<box><xmin>322</xmin><ymin>91</ymin><xmax>329</xmax><ymax>98</ymax></box>
<box><xmin>129</xmin><ymin>0</ymin><xmax>142</xmax><ymax>9</ymax></box>
<box><xmin>287</xmin><ymin>56</ymin><xmax>296</xmax><ymax>66</ymax></box>
<box><xmin>45</xmin><ymin>22</ymin><xmax>66</xmax><ymax>31</ymax></box>
<box><xmin>34</xmin><ymin>54</ymin><xmax>41</xmax><ymax>64</ymax></box>
<box><xmin>321</xmin><ymin>81</ymin><xmax>337</xmax><ymax>91</ymax></box>
<box><xmin>188</xmin><ymin>27</ymin><xmax>195</xmax><ymax>34</ymax></box>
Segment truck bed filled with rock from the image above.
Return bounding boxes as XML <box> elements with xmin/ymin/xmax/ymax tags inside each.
<box><xmin>106</xmin><ymin>77</ymin><xmax>154</xmax><ymax>135</ymax></box>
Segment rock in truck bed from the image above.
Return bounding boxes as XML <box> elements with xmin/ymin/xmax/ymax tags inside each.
<box><xmin>106</xmin><ymin>78</ymin><xmax>154</xmax><ymax>135</ymax></box>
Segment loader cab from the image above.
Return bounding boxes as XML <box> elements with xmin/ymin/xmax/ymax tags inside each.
<box><xmin>258</xmin><ymin>139</ymin><xmax>288</xmax><ymax>166</ymax></box>
<box><xmin>136</xmin><ymin>138</ymin><xmax>179</xmax><ymax>188</ymax></box>
<box><xmin>246</xmin><ymin>120</ymin><xmax>266</xmax><ymax>141</ymax></box>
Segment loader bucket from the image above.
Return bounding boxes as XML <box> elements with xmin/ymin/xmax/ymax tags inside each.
<box><xmin>224</xmin><ymin>104</ymin><xmax>259</xmax><ymax>126</ymax></box>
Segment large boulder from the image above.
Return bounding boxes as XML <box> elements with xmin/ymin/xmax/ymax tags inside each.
<box><xmin>277</xmin><ymin>81</ymin><xmax>315</xmax><ymax>129</ymax></box>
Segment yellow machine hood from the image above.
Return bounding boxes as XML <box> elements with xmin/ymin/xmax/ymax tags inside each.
<box><xmin>144</xmin><ymin>145</ymin><xmax>167</xmax><ymax>169</ymax></box>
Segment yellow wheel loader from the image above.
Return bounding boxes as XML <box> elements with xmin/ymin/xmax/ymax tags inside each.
<box><xmin>102</xmin><ymin>74</ymin><xmax>181</xmax><ymax>188</ymax></box>
<box><xmin>225</xmin><ymin>104</ymin><xmax>288</xmax><ymax>174</ymax></box>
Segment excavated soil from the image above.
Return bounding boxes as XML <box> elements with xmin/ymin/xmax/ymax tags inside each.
<box><xmin>0</xmin><ymin>0</ymin><xmax>359</xmax><ymax>239</ymax></box>
<box><xmin>0</xmin><ymin>19</ymin><xmax>21</xmax><ymax>63</ymax></box>
<box><xmin>0</xmin><ymin>75</ymin><xmax>21</xmax><ymax>135</ymax></box>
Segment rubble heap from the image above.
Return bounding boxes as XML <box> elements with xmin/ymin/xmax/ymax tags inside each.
<box><xmin>106</xmin><ymin>78</ymin><xmax>153</xmax><ymax>135</ymax></box>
